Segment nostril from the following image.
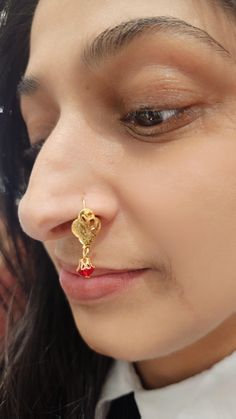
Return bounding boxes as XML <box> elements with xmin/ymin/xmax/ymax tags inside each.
<box><xmin>51</xmin><ymin>220</ymin><xmax>73</xmax><ymax>236</ymax></box>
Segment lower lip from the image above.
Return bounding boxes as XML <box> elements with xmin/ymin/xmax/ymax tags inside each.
<box><xmin>59</xmin><ymin>268</ymin><xmax>148</xmax><ymax>303</ymax></box>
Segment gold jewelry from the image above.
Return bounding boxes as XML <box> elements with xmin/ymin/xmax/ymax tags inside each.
<box><xmin>71</xmin><ymin>199</ymin><xmax>101</xmax><ymax>278</ymax></box>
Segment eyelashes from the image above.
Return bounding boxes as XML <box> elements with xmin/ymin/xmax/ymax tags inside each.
<box><xmin>22</xmin><ymin>139</ymin><xmax>45</xmax><ymax>170</ymax></box>
<box><xmin>121</xmin><ymin>108</ymin><xmax>180</xmax><ymax>127</ymax></box>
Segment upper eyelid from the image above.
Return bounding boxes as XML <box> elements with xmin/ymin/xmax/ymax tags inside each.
<box><xmin>18</xmin><ymin>56</ymin><xmax>214</xmax><ymax>122</ymax></box>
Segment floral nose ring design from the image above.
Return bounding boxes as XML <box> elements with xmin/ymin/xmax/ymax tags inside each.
<box><xmin>71</xmin><ymin>199</ymin><xmax>101</xmax><ymax>278</ymax></box>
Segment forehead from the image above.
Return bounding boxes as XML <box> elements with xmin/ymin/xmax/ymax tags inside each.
<box><xmin>23</xmin><ymin>0</ymin><xmax>234</xmax><ymax>102</ymax></box>
<box><xmin>32</xmin><ymin>0</ymin><xmax>193</xmax><ymax>38</ymax></box>
<box><xmin>30</xmin><ymin>0</ymin><xmax>219</xmax><ymax>54</ymax></box>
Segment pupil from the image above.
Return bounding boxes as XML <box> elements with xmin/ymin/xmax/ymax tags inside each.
<box><xmin>136</xmin><ymin>110</ymin><xmax>163</xmax><ymax>127</ymax></box>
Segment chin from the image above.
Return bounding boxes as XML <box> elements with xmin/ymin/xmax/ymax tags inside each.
<box><xmin>81</xmin><ymin>334</ymin><xmax>159</xmax><ymax>362</ymax></box>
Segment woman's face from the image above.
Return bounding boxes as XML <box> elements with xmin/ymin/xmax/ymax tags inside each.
<box><xmin>18</xmin><ymin>0</ymin><xmax>236</xmax><ymax>361</ymax></box>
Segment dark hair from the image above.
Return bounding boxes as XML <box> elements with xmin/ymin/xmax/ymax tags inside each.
<box><xmin>0</xmin><ymin>0</ymin><xmax>235</xmax><ymax>417</ymax></box>
<box><xmin>0</xmin><ymin>1</ymin><xmax>113</xmax><ymax>418</ymax></box>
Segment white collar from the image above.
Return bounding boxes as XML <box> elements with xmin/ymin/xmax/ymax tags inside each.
<box><xmin>95</xmin><ymin>350</ymin><xmax>236</xmax><ymax>419</ymax></box>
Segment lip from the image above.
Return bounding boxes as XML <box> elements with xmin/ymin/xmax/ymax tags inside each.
<box><xmin>56</xmin><ymin>258</ymin><xmax>146</xmax><ymax>278</ymax></box>
<box><xmin>58</xmin><ymin>264</ymin><xmax>149</xmax><ymax>304</ymax></box>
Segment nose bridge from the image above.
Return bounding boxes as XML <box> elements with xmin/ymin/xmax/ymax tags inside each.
<box><xmin>18</xmin><ymin>112</ymin><xmax>119</xmax><ymax>241</ymax></box>
<box><xmin>48</xmin><ymin>108</ymin><xmax>101</xmax><ymax>167</ymax></box>
<box><xmin>54</xmin><ymin>110</ymin><xmax>97</xmax><ymax>166</ymax></box>
<box><xmin>30</xmin><ymin>112</ymin><xmax>108</xmax><ymax>197</ymax></box>
<box><xmin>52</xmin><ymin>107</ymin><xmax>117</xmax><ymax>176</ymax></box>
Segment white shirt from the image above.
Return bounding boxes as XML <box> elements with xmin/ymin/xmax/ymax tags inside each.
<box><xmin>95</xmin><ymin>350</ymin><xmax>236</xmax><ymax>418</ymax></box>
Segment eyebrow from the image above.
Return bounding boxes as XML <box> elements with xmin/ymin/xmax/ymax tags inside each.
<box><xmin>17</xmin><ymin>15</ymin><xmax>232</xmax><ymax>98</ymax></box>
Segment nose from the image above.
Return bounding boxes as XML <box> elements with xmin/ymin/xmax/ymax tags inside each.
<box><xmin>18</xmin><ymin>125</ymin><xmax>119</xmax><ymax>242</ymax></box>
<box><xmin>18</xmin><ymin>188</ymin><xmax>118</xmax><ymax>241</ymax></box>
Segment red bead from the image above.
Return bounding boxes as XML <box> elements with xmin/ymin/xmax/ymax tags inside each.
<box><xmin>79</xmin><ymin>266</ymin><xmax>95</xmax><ymax>278</ymax></box>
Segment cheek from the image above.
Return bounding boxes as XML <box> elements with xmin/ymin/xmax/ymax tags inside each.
<box><xmin>132</xmin><ymin>134</ymin><xmax>236</xmax><ymax>317</ymax></box>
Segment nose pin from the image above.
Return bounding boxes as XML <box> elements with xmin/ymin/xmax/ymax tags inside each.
<box><xmin>71</xmin><ymin>198</ymin><xmax>101</xmax><ymax>278</ymax></box>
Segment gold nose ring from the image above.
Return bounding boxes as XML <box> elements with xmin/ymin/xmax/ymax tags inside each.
<box><xmin>71</xmin><ymin>199</ymin><xmax>101</xmax><ymax>278</ymax></box>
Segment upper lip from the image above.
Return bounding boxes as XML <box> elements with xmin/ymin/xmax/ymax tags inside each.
<box><xmin>56</xmin><ymin>258</ymin><xmax>146</xmax><ymax>277</ymax></box>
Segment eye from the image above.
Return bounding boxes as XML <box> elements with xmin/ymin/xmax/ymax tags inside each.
<box><xmin>123</xmin><ymin>109</ymin><xmax>179</xmax><ymax>127</ymax></box>
<box><xmin>120</xmin><ymin>106</ymin><xmax>201</xmax><ymax>141</ymax></box>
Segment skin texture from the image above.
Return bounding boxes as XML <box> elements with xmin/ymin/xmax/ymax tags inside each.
<box><xmin>18</xmin><ymin>0</ymin><xmax>236</xmax><ymax>389</ymax></box>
